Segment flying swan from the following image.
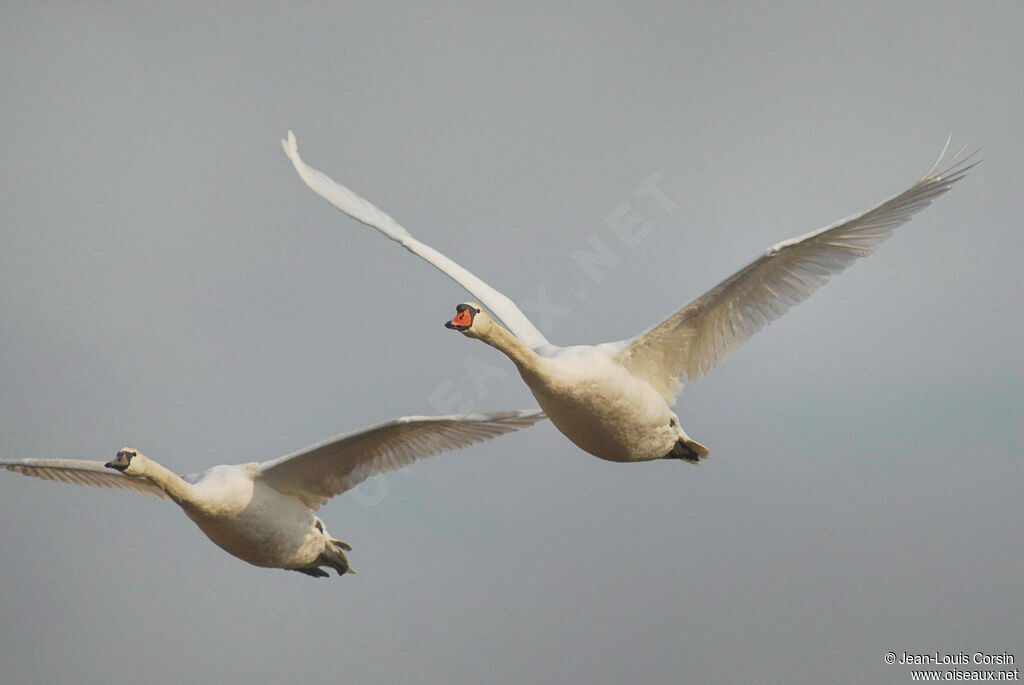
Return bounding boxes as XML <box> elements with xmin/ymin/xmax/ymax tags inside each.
<box><xmin>1</xmin><ymin>410</ymin><xmax>543</xmax><ymax>577</ymax></box>
<box><xmin>283</xmin><ymin>132</ymin><xmax>974</xmax><ymax>463</ymax></box>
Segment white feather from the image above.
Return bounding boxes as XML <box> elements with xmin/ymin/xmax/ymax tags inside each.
<box><xmin>1</xmin><ymin>459</ymin><xmax>169</xmax><ymax>499</ymax></box>
<box><xmin>282</xmin><ymin>131</ymin><xmax>551</xmax><ymax>350</ymax></box>
<box><xmin>257</xmin><ymin>410</ymin><xmax>546</xmax><ymax>509</ymax></box>
<box><xmin>2</xmin><ymin>410</ymin><xmax>544</xmax><ymax>574</ymax></box>
<box><xmin>283</xmin><ymin>135</ymin><xmax>973</xmax><ymax>462</ymax></box>
<box><xmin>617</xmin><ymin>143</ymin><xmax>978</xmax><ymax>401</ymax></box>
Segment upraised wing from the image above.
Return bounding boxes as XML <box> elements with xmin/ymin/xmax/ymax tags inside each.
<box><xmin>282</xmin><ymin>131</ymin><xmax>552</xmax><ymax>350</ymax></box>
<box><xmin>1</xmin><ymin>458</ymin><xmax>171</xmax><ymax>500</ymax></box>
<box><xmin>256</xmin><ymin>410</ymin><xmax>545</xmax><ymax>509</ymax></box>
<box><xmin>617</xmin><ymin>143</ymin><xmax>976</xmax><ymax>402</ymax></box>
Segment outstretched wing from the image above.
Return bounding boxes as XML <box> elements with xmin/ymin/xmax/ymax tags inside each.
<box><xmin>617</xmin><ymin>143</ymin><xmax>976</xmax><ymax>402</ymax></box>
<box><xmin>1</xmin><ymin>458</ymin><xmax>170</xmax><ymax>500</ymax></box>
<box><xmin>282</xmin><ymin>131</ymin><xmax>551</xmax><ymax>350</ymax></box>
<box><xmin>257</xmin><ymin>410</ymin><xmax>545</xmax><ymax>509</ymax></box>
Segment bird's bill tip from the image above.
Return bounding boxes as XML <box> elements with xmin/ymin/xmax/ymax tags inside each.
<box><xmin>104</xmin><ymin>451</ymin><xmax>133</xmax><ymax>472</ymax></box>
<box><xmin>445</xmin><ymin>307</ymin><xmax>473</xmax><ymax>330</ymax></box>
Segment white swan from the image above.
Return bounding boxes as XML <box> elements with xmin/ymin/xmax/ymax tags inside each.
<box><xmin>1</xmin><ymin>410</ymin><xmax>543</xmax><ymax>577</ymax></box>
<box><xmin>283</xmin><ymin>133</ymin><xmax>974</xmax><ymax>463</ymax></box>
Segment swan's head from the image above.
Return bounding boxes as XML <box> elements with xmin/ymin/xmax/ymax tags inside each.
<box><xmin>444</xmin><ymin>303</ymin><xmax>490</xmax><ymax>338</ymax></box>
<box><xmin>105</xmin><ymin>447</ymin><xmax>146</xmax><ymax>476</ymax></box>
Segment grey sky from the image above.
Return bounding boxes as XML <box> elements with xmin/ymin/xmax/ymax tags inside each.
<box><xmin>1</xmin><ymin>2</ymin><xmax>1021</xmax><ymax>684</ymax></box>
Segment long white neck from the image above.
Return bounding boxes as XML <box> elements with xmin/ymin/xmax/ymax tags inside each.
<box><xmin>134</xmin><ymin>457</ymin><xmax>194</xmax><ymax>504</ymax></box>
<box><xmin>476</xmin><ymin>322</ymin><xmax>542</xmax><ymax>373</ymax></box>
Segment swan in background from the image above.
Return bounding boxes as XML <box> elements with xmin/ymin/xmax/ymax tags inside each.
<box><xmin>1</xmin><ymin>410</ymin><xmax>543</xmax><ymax>577</ymax></box>
<box><xmin>283</xmin><ymin>132</ymin><xmax>974</xmax><ymax>463</ymax></box>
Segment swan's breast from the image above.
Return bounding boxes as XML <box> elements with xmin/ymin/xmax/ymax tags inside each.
<box><xmin>182</xmin><ymin>468</ymin><xmax>323</xmax><ymax>567</ymax></box>
<box><xmin>184</xmin><ymin>464</ymin><xmax>259</xmax><ymax>516</ymax></box>
<box><xmin>523</xmin><ymin>347</ymin><xmax>677</xmax><ymax>462</ymax></box>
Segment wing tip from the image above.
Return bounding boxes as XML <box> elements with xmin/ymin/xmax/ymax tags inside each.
<box><xmin>282</xmin><ymin>129</ymin><xmax>299</xmax><ymax>160</ymax></box>
<box><xmin>925</xmin><ymin>138</ymin><xmax>980</xmax><ymax>183</ymax></box>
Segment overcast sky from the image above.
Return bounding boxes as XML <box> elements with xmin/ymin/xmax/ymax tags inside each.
<box><xmin>1</xmin><ymin>3</ymin><xmax>1021</xmax><ymax>684</ymax></box>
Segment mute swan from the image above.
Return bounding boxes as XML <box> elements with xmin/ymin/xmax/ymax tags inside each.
<box><xmin>1</xmin><ymin>410</ymin><xmax>543</xmax><ymax>577</ymax></box>
<box><xmin>283</xmin><ymin>132</ymin><xmax>974</xmax><ymax>463</ymax></box>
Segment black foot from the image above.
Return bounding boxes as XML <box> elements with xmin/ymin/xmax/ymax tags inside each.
<box><xmin>292</xmin><ymin>567</ymin><xmax>329</xmax><ymax>578</ymax></box>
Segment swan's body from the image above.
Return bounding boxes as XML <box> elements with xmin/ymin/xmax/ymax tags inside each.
<box><xmin>481</xmin><ymin>335</ymin><xmax>687</xmax><ymax>462</ymax></box>
<box><xmin>174</xmin><ymin>464</ymin><xmax>327</xmax><ymax>571</ymax></box>
<box><xmin>284</xmin><ymin>132</ymin><xmax>974</xmax><ymax>463</ymax></box>
<box><xmin>2</xmin><ymin>410</ymin><xmax>543</xmax><ymax>576</ymax></box>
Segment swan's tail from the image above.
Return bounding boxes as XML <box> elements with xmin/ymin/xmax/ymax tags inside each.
<box><xmin>664</xmin><ymin>438</ymin><xmax>710</xmax><ymax>464</ymax></box>
<box><xmin>291</xmin><ymin>538</ymin><xmax>356</xmax><ymax>579</ymax></box>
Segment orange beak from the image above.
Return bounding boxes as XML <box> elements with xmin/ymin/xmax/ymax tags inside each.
<box><xmin>446</xmin><ymin>308</ymin><xmax>474</xmax><ymax>330</ymax></box>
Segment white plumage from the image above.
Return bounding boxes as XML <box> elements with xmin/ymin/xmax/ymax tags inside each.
<box><xmin>284</xmin><ymin>132</ymin><xmax>974</xmax><ymax>463</ymax></box>
<box><xmin>1</xmin><ymin>410</ymin><xmax>544</xmax><ymax>577</ymax></box>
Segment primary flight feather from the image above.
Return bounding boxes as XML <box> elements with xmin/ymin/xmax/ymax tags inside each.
<box><xmin>2</xmin><ymin>410</ymin><xmax>544</xmax><ymax>577</ymax></box>
<box><xmin>284</xmin><ymin>132</ymin><xmax>974</xmax><ymax>463</ymax></box>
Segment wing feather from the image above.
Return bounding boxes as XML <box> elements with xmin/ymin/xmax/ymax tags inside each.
<box><xmin>1</xmin><ymin>459</ymin><xmax>170</xmax><ymax>500</ymax></box>
<box><xmin>618</xmin><ymin>144</ymin><xmax>976</xmax><ymax>402</ymax></box>
<box><xmin>257</xmin><ymin>410</ymin><xmax>545</xmax><ymax>509</ymax></box>
<box><xmin>282</xmin><ymin>131</ymin><xmax>551</xmax><ymax>349</ymax></box>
